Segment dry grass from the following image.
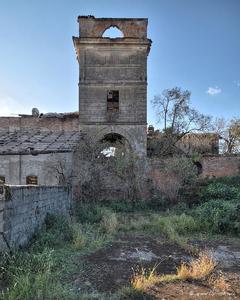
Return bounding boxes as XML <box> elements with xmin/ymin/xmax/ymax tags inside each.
<box><xmin>131</xmin><ymin>265</ymin><xmax>159</xmax><ymax>291</ymax></box>
<box><xmin>131</xmin><ymin>252</ymin><xmax>217</xmax><ymax>292</ymax></box>
<box><xmin>208</xmin><ymin>273</ymin><xmax>230</xmax><ymax>292</ymax></box>
<box><xmin>100</xmin><ymin>209</ymin><xmax>118</xmax><ymax>234</ymax></box>
<box><xmin>72</xmin><ymin>224</ymin><xmax>86</xmax><ymax>250</ymax></box>
<box><xmin>177</xmin><ymin>252</ymin><xmax>216</xmax><ymax>280</ymax></box>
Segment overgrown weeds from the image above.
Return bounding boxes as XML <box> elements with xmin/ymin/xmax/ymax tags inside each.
<box><xmin>0</xmin><ymin>211</ymin><xmax>117</xmax><ymax>300</ymax></box>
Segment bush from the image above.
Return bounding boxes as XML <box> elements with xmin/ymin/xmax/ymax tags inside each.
<box><xmin>75</xmin><ymin>202</ymin><xmax>103</xmax><ymax>223</ymax></box>
<box><xmin>153</xmin><ymin>157</ymin><xmax>198</xmax><ymax>201</ymax></box>
<box><xmin>101</xmin><ymin>197</ymin><xmax>168</xmax><ymax>213</ymax></box>
<box><xmin>195</xmin><ymin>200</ymin><xmax>240</xmax><ymax>234</ymax></box>
<box><xmin>200</xmin><ymin>183</ymin><xmax>239</xmax><ymax>201</ymax></box>
<box><xmin>205</xmin><ymin>176</ymin><xmax>240</xmax><ymax>188</ymax></box>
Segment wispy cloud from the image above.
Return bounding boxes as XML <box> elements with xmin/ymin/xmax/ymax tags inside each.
<box><xmin>234</xmin><ymin>80</ymin><xmax>240</xmax><ymax>88</ymax></box>
<box><xmin>206</xmin><ymin>86</ymin><xmax>222</xmax><ymax>95</ymax></box>
<box><xmin>0</xmin><ymin>95</ymin><xmax>32</xmax><ymax>117</ymax></box>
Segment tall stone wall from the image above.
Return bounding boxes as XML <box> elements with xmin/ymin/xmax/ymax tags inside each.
<box><xmin>0</xmin><ymin>185</ymin><xmax>71</xmax><ymax>250</ymax></box>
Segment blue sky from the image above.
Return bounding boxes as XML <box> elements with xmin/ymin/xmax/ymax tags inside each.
<box><xmin>0</xmin><ymin>0</ymin><xmax>239</xmax><ymax>127</ymax></box>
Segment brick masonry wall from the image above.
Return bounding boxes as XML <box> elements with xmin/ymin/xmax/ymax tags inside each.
<box><xmin>0</xmin><ymin>185</ymin><xmax>71</xmax><ymax>250</ymax></box>
<box><xmin>0</xmin><ymin>115</ymin><xmax>79</xmax><ymax>132</ymax></box>
<box><xmin>200</xmin><ymin>155</ymin><xmax>240</xmax><ymax>177</ymax></box>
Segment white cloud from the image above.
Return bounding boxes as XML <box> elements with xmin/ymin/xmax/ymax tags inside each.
<box><xmin>206</xmin><ymin>86</ymin><xmax>222</xmax><ymax>95</ymax></box>
<box><xmin>0</xmin><ymin>96</ymin><xmax>32</xmax><ymax>116</ymax></box>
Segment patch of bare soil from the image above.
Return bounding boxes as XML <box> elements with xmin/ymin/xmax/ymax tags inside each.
<box><xmin>146</xmin><ymin>273</ymin><xmax>240</xmax><ymax>300</ymax></box>
<box><xmin>70</xmin><ymin>234</ymin><xmax>240</xmax><ymax>299</ymax></box>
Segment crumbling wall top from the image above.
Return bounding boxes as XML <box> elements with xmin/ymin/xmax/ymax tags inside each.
<box><xmin>77</xmin><ymin>15</ymin><xmax>148</xmax><ymax>38</ymax></box>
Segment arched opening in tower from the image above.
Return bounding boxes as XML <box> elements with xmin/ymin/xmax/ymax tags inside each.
<box><xmin>100</xmin><ymin>133</ymin><xmax>130</xmax><ymax>158</ymax></box>
<box><xmin>102</xmin><ymin>26</ymin><xmax>124</xmax><ymax>38</ymax></box>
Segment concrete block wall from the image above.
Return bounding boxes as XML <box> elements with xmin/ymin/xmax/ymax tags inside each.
<box><xmin>0</xmin><ymin>185</ymin><xmax>71</xmax><ymax>250</ymax></box>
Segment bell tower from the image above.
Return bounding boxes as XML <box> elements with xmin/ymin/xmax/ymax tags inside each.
<box><xmin>73</xmin><ymin>16</ymin><xmax>151</xmax><ymax>156</ymax></box>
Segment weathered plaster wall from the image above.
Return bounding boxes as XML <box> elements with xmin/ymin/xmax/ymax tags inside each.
<box><xmin>0</xmin><ymin>185</ymin><xmax>71</xmax><ymax>250</ymax></box>
<box><xmin>0</xmin><ymin>152</ymin><xmax>73</xmax><ymax>185</ymax></box>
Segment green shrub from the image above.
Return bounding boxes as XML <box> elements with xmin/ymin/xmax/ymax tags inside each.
<box><xmin>195</xmin><ymin>200</ymin><xmax>240</xmax><ymax>234</ymax></box>
<box><xmin>170</xmin><ymin>202</ymin><xmax>189</xmax><ymax>214</ymax></box>
<box><xmin>200</xmin><ymin>183</ymin><xmax>239</xmax><ymax>201</ymax></box>
<box><xmin>75</xmin><ymin>202</ymin><xmax>103</xmax><ymax>223</ymax></box>
<box><xmin>101</xmin><ymin>200</ymin><xmax>136</xmax><ymax>212</ymax></box>
<box><xmin>99</xmin><ymin>197</ymin><xmax>168</xmax><ymax>213</ymax></box>
<box><xmin>206</xmin><ymin>176</ymin><xmax>240</xmax><ymax>188</ymax></box>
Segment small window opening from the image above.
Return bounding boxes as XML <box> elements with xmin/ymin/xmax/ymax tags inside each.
<box><xmin>26</xmin><ymin>175</ymin><xmax>38</xmax><ymax>185</ymax></box>
<box><xmin>107</xmin><ymin>90</ymin><xmax>119</xmax><ymax>112</ymax></box>
<box><xmin>0</xmin><ymin>176</ymin><xmax>5</xmax><ymax>184</ymax></box>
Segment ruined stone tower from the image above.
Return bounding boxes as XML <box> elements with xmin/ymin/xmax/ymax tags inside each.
<box><xmin>73</xmin><ymin>16</ymin><xmax>151</xmax><ymax>156</ymax></box>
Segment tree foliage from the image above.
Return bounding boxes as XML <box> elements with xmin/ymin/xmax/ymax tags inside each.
<box><xmin>151</xmin><ymin>87</ymin><xmax>212</xmax><ymax>156</ymax></box>
<box><xmin>213</xmin><ymin>117</ymin><xmax>240</xmax><ymax>154</ymax></box>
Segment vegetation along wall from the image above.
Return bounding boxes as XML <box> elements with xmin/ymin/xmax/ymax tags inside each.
<box><xmin>0</xmin><ymin>185</ymin><xmax>71</xmax><ymax>251</ymax></box>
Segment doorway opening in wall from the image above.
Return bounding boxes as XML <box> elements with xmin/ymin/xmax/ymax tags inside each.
<box><xmin>107</xmin><ymin>90</ymin><xmax>119</xmax><ymax>112</ymax></box>
<box><xmin>100</xmin><ymin>133</ymin><xmax>129</xmax><ymax>158</ymax></box>
<box><xmin>26</xmin><ymin>175</ymin><xmax>38</xmax><ymax>185</ymax></box>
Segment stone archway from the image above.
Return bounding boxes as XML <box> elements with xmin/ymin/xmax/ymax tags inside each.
<box><xmin>100</xmin><ymin>132</ymin><xmax>131</xmax><ymax>157</ymax></box>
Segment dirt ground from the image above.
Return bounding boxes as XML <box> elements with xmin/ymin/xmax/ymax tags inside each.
<box><xmin>69</xmin><ymin>234</ymin><xmax>240</xmax><ymax>299</ymax></box>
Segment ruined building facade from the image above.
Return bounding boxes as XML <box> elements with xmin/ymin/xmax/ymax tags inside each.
<box><xmin>0</xmin><ymin>16</ymin><xmax>239</xmax><ymax>187</ymax></box>
<box><xmin>73</xmin><ymin>17</ymin><xmax>152</xmax><ymax>156</ymax></box>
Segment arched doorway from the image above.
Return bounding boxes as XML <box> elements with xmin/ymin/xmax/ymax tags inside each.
<box><xmin>100</xmin><ymin>133</ymin><xmax>131</xmax><ymax>158</ymax></box>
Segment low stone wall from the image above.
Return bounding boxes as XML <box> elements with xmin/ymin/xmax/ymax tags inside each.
<box><xmin>0</xmin><ymin>185</ymin><xmax>71</xmax><ymax>251</ymax></box>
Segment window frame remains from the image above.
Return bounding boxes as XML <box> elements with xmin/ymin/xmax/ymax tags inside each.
<box><xmin>107</xmin><ymin>90</ymin><xmax>119</xmax><ymax>112</ymax></box>
<box><xmin>0</xmin><ymin>176</ymin><xmax>5</xmax><ymax>184</ymax></box>
<box><xmin>26</xmin><ymin>175</ymin><xmax>38</xmax><ymax>185</ymax></box>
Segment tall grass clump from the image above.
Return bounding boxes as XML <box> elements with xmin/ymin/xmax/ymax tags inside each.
<box><xmin>177</xmin><ymin>252</ymin><xmax>216</xmax><ymax>280</ymax></box>
<box><xmin>149</xmin><ymin>214</ymin><xmax>200</xmax><ymax>246</ymax></box>
<box><xmin>100</xmin><ymin>208</ymin><xmax>118</xmax><ymax>234</ymax></box>
<box><xmin>0</xmin><ymin>249</ymin><xmax>75</xmax><ymax>300</ymax></box>
<box><xmin>29</xmin><ymin>214</ymin><xmax>74</xmax><ymax>252</ymax></box>
<box><xmin>131</xmin><ymin>252</ymin><xmax>217</xmax><ymax>293</ymax></box>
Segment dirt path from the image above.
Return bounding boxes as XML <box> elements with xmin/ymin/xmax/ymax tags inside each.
<box><xmin>69</xmin><ymin>234</ymin><xmax>240</xmax><ymax>299</ymax></box>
